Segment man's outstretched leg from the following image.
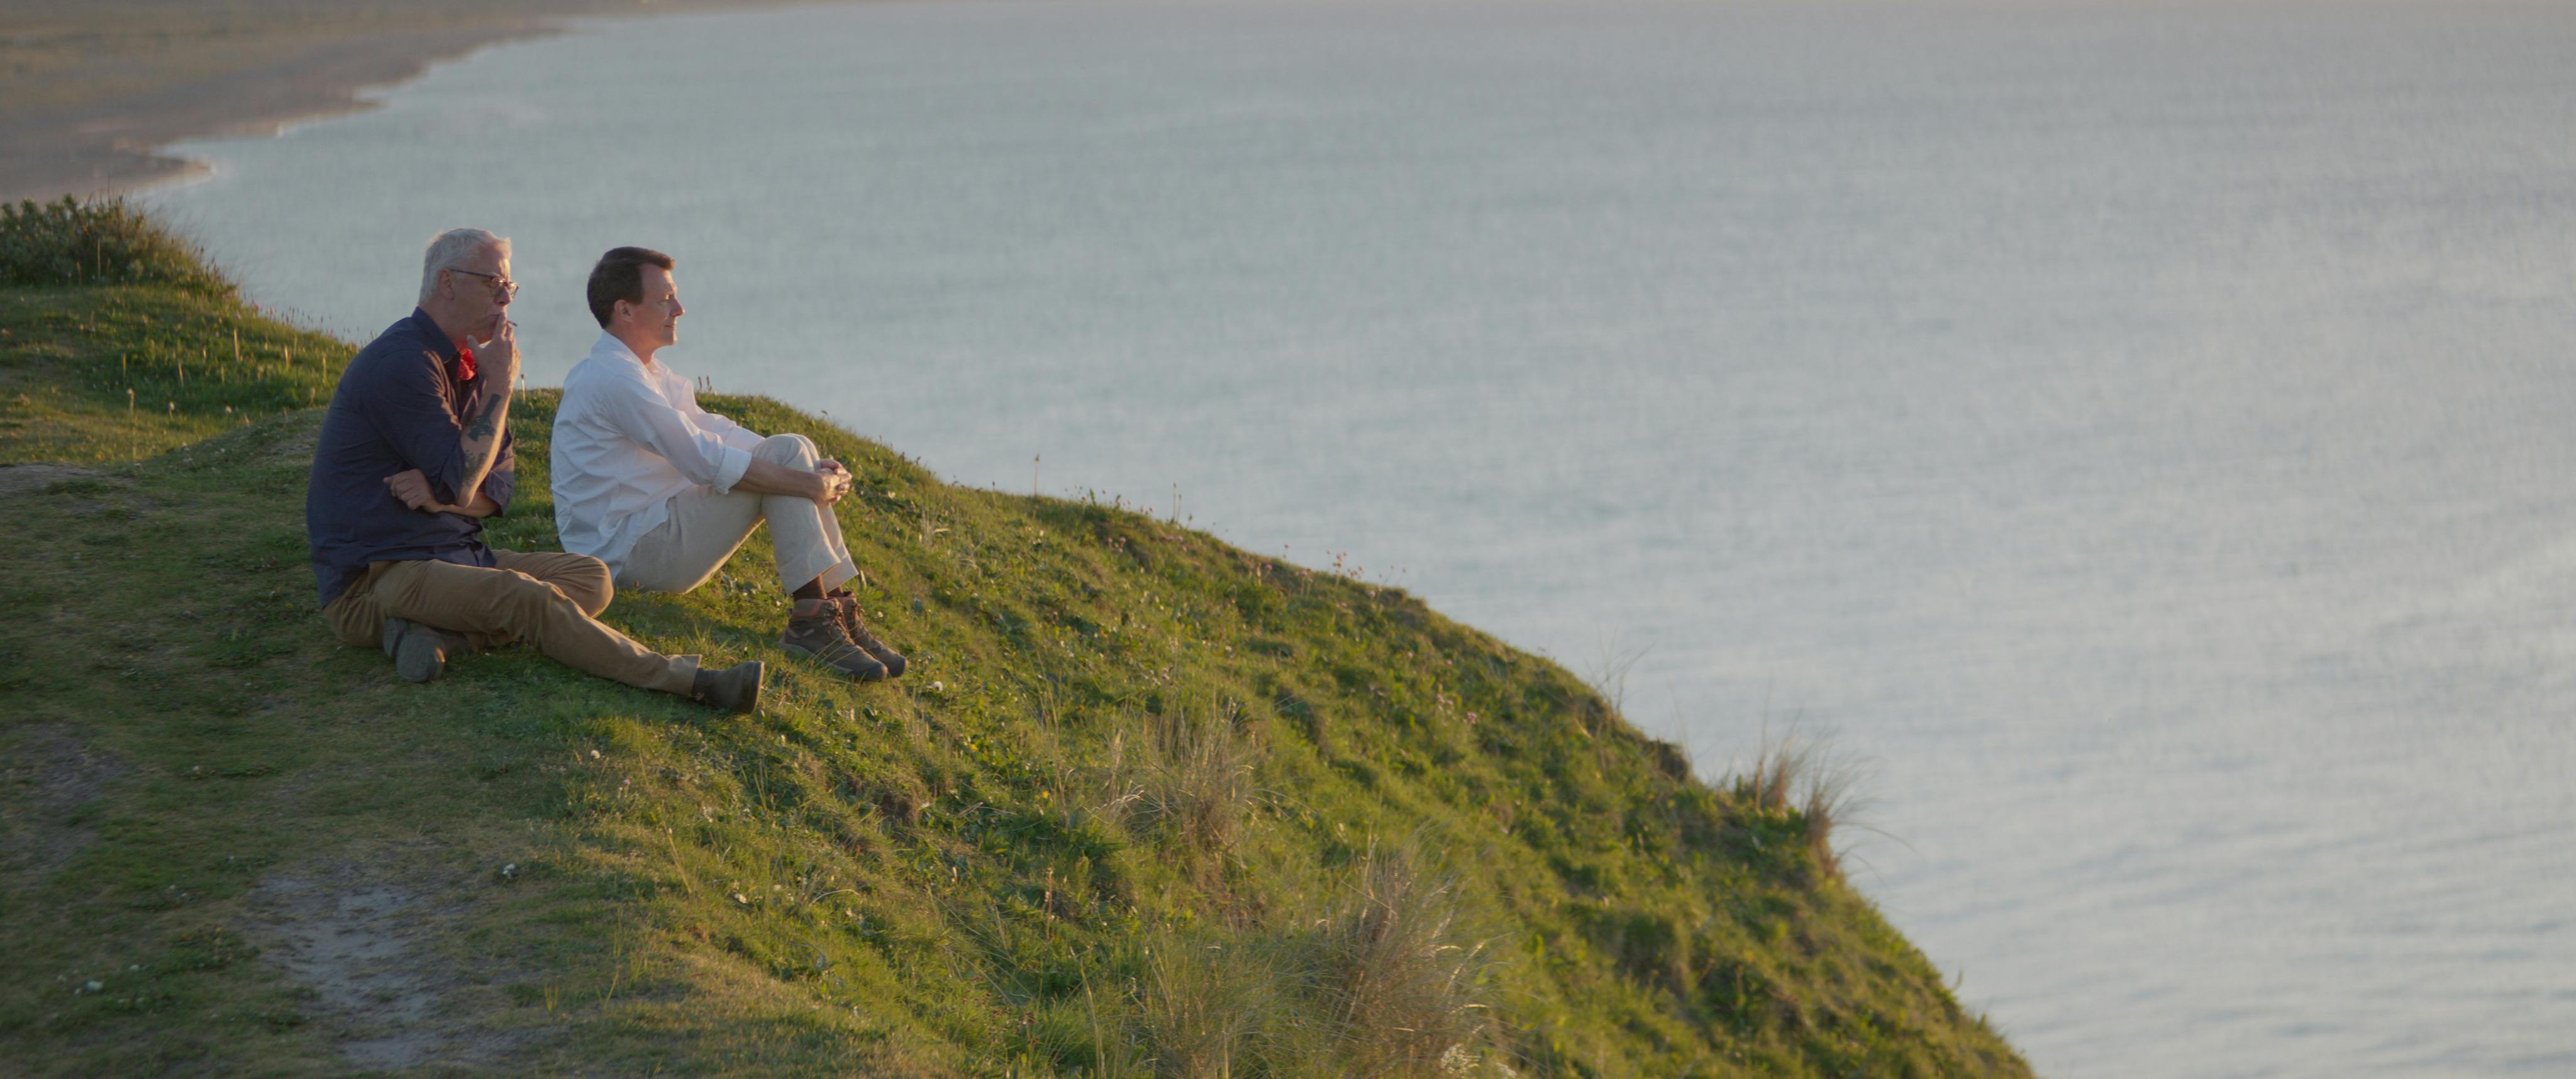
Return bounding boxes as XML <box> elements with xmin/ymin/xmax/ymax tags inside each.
<box><xmin>326</xmin><ymin>554</ymin><xmax>762</xmax><ymax>711</ymax></box>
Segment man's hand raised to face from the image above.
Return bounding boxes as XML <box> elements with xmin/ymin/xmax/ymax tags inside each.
<box><xmin>475</xmin><ymin>314</ymin><xmax>523</xmax><ymax>389</ymax></box>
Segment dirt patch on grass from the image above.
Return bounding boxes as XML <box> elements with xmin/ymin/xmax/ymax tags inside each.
<box><xmin>0</xmin><ymin>462</ymin><xmax>106</xmax><ymax>497</ymax></box>
<box><xmin>256</xmin><ymin>426</ymin><xmax>319</xmax><ymax>468</ymax></box>
<box><xmin>245</xmin><ymin>865</ymin><xmax>523</xmax><ymax>1070</ymax></box>
<box><xmin>0</xmin><ymin>722</ymin><xmax>130</xmax><ymax>882</ymax></box>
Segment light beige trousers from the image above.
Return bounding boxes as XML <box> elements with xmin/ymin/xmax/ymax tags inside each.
<box><xmin>325</xmin><ymin>550</ymin><xmax>699</xmax><ymax>695</ymax></box>
<box><xmin>621</xmin><ymin>433</ymin><xmax>859</xmax><ymax>595</ymax></box>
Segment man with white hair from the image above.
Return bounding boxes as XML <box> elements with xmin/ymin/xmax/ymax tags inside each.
<box><xmin>304</xmin><ymin>228</ymin><xmax>763</xmax><ymax>711</ymax></box>
<box><xmin>551</xmin><ymin>246</ymin><xmax>906</xmax><ymax>682</ymax></box>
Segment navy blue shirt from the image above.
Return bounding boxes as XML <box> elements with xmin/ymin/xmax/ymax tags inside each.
<box><xmin>306</xmin><ymin>308</ymin><xmax>516</xmax><ymax>607</ymax></box>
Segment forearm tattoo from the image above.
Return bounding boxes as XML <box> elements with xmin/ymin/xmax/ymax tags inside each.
<box><xmin>464</xmin><ymin>390</ymin><xmax>507</xmax><ymax>442</ymax></box>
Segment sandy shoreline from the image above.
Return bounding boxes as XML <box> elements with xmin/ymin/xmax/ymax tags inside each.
<box><xmin>0</xmin><ymin>20</ymin><xmax>561</xmax><ymax>205</ymax></box>
<box><xmin>0</xmin><ymin>1</ymin><xmax>834</xmax><ymax>206</ymax></box>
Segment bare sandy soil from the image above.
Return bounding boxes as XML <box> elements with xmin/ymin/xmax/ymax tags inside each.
<box><xmin>248</xmin><ymin>866</ymin><xmax>526</xmax><ymax>1070</ymax></box>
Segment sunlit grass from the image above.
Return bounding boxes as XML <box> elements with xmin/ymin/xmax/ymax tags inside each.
<box><xmin>0</xmin><ymin>230</ymin><xmax>2028</xmax><ymax>1076</ymax></box>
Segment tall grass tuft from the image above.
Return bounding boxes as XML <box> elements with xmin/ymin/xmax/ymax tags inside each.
<box><xmin>1735</xmin><ymin>724</ymin><xmax>1870</xmax><ymax>879</ymax></box>
<box><xmin>1133</xmin><ymin>707</ymin><xmax>1263</xmax><ymax>858</ymax></box>
<box><xmin>1312</xmin><ymin>841</ymin><xmax>1496</xmax><ymax>1076</ymax></box>
<box><xmin>1</xmin><ymin>196</ymin><xmax>231</xmax><ymax>293</ymax></box>
<box><xmin>1084</xmin><ymin>975</ymin><xmax>1154</xmax><ymax>1079</ymax></box>
<box><xmin>1141</xmin><ymin>934</ymin><xmax>1282</xmax><ymax>1078</ymax></box>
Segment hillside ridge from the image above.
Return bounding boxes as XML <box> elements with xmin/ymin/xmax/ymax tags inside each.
<box><xmin>0</xmin><ymin>213</ymin><xmax>2031</xmax><ymax>1076</ymax></box>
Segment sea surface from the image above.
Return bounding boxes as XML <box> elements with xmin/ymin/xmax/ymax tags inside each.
<box><xmin>145</xmin><ymin>1</ymin><xmax>2576</xmax><ymax>1074</ymax></box>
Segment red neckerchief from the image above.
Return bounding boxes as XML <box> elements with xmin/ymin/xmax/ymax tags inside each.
<box><xmin>457</xmin><ymin>345</ymin><xmax>477</xmax><ymax>384</ymax></box>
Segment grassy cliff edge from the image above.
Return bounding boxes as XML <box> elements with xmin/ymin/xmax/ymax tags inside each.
<box><xmin>0</xmin><ymin>204</ymin><xmax>2030</xmax><ymax>1077</ymax></box>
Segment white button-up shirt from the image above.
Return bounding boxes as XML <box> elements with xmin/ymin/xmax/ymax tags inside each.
<box><xmin>552</xmin><ymin>333</ymin><xmax>762</xmax><ymax>574</ymax></box>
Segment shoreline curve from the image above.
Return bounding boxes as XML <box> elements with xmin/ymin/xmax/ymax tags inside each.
<box><xmin>0</xmin><ymin>1</ymin><xmax>838</xmax><ymax>206</ymax></box>
<box><xmin>0</xmin><ymin>21</ymin><xmax>553</xmax><ymax>205</ymax></box>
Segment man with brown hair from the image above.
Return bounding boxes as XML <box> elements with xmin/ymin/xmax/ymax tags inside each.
<box><xmin>306</xmin><ymin>229</ymin><xmax>763</xmax><ymax>711</ymax></box>
<box><xmin>550</xmin><ymin>246</ymin><xmax>906</xmax><ymax>682</ymax></box>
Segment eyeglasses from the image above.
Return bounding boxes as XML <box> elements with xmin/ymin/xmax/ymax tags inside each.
<box><xmin>448</xmin><ymin>268</ymin><xmax>519</xmax><ymax>302</ymax></box>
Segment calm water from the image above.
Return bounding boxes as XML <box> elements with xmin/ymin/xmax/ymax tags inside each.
<box><xmin>147</xmin><ymin>1</ymin><xmax>2576</xmax><ymax>1073</ymax></box>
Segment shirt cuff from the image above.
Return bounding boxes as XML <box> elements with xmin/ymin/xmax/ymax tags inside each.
<box><xmin>709</xmin><ymin>444</ymin><xmax>755</xmax><ymax>495</ymax></box>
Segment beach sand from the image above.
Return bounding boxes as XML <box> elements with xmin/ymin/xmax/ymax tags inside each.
<box><xmin>0</xmin><ymin>1</ymin><xmax>804</xmax><ymax>204</ymax></box>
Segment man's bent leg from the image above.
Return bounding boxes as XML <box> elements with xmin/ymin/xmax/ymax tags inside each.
<box><xmin>324</xmin><ymin>562</ymin><xmax>471</xmax><ymax>680</ymax></box>
<box><xmin>743</xmin><ymin>434</ymin><xmax>900</xmax><ymax>676</ymax></box>
<box><xmin>367</xmin><ymin>559</ymin><xmax>697</xmax><ymax>694</ymax></box>
<box><xmin>751</xmin><ymin>433</ymin><xmax>858</xmax><ymax>594</ymax></box>
<box><xmin>621</xmin><ymin>487</ymin><xmax>764</xmax><ymax>594</ymax></box>
<box><xmin>324</xmin><ymin>563</ymin><xmax>396</xmax><ymax>648</ymax></box>
<box><xmin>623</xmin><ymin>434</ymin><xmax>858</xmax><ymax>597</ymax></box>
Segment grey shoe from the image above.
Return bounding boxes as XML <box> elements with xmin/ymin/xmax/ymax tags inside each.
<box><xmin>781</xmin><ymin>609</ymin><xmax>888</xmax><ymax>682</ymax></box>
<box><xmin>380</xmin><ymin>617</ymin><xmax>465</xmax><ymax>683</ymax></box>
<box><xmin>692</xmin><ymin>660</ymin><xmax>764</xmax><ymax>713</ymax></box>
<box><xmin>828</xmin><ymin>590</ymin><xmax>906</xmax><ymax>678</ymax></box>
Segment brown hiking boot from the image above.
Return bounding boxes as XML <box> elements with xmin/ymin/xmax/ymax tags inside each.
<box><xmin>781</xmin><ymin>606</ymin><xmax>887</xmax><ymax>682</ymax></box>
<box><xmin>828</xmin><ymin>590</ymin><xmax>907</xmax><ymax>678</ymax></box>
<box><xmin>380</xmin><ymin>616</ymin><xmax>469</xmax><ymax>683</ymax></box>
<box><xmin>691</xmin><ymin>660</ymin><xmax>765</xmax><ymax>713</ymax></box>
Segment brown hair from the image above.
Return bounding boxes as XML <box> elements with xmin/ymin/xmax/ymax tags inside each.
<box><xmin>586</xmin><ymin>246</ymin><xmax>675</xmax><ymax>328</ymax></box>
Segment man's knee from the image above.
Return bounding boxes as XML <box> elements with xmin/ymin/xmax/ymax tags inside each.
<box><xmin>549</xmin><ymin>555</ymin><xmax>615</xmax><ymax>616</ymax></box>
<box><xmin>325</xmin><ymin>599</ymin><xmax>381</xmax><ymax>648</ymax></box>
<box><xmin>752</xmin><ymin>433</ymin><xmax>818</xmax><ymax>467</ymax></box>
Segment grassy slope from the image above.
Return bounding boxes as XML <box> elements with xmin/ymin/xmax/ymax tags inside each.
<box><xmin>0</xmin><ymin>277</ymin><xmax>2031</xmax><ymax>1077</ymax></box>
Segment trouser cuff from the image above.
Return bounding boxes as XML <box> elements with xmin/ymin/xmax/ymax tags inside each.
<box><xmin>660</xmin><ymin>653</ymin><xmax>702</xmax><ymax>697</ymax></box>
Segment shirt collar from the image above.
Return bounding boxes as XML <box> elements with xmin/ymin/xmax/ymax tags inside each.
<box><xmin>590</xmin><ymin>331</ymin><xmax>652</xmax><ymax>372</ymax></box>
<box><xmin>408</xmin><ymin>307</ymin><xmax>463</xmax><ymax>366</ymax></box>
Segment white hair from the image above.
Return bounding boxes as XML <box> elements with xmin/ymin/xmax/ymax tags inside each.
<box><xmin>418</xmin><ymin>228</ymin><xmax>509</xmax><ymax>305</ymax></box>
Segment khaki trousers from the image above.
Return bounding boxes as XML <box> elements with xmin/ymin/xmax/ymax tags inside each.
<box><xmin>621</xmin><ymin>433</ymin><xmax>859</xmax><ymax>595</ymax></box>
<box><xmin>325</xmin><ymin>550</ymin><xmax>698</xmax><ymax>695</ymax></box>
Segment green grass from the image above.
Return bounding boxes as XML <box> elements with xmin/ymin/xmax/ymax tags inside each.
<box><xmin>0</xmin><ymin>214</ymin><xmax>2031</xmax><ymax>1076</ymax></box>
<box><xmin>1</xmin><ymin>198</ymin><xmax>235</xmax><ymax>293</ymax></box>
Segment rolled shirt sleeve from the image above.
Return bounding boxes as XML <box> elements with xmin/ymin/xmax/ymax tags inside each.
<box><xmin>710</xmin><ymin>443</ymin><xmax>753</xmax><ymax>493</ymax></box>
<box><xmin>369</xmin><ymin>350</ymin><xmax>477</xmax><ymax>506</ymax></box>
<box><xmin>602</xmin><ymin>375</ymin><xmax>754</xmax><ymax>494</ymax></box>
<box><xmin>479</xmin><ymin>433</ymin><xmax>516</xmax><ymax>514</ymax></box>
